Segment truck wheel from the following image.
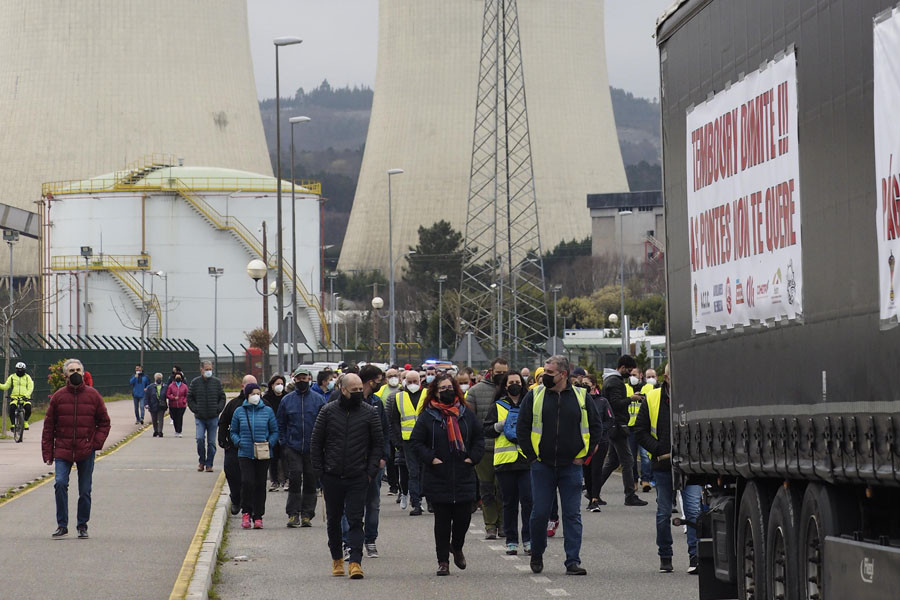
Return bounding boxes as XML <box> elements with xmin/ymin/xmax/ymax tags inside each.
<box><xmin>766</xmin><ymin>486</ymin><xmax>802</xmax><ymax>600</ymax></box>
<box><xmin>737</xmin><ymin>481</ymin><xmax>771</xmax><ymax>600</ymax></box>
<box><xmin>799</xmin><ymin>484</ymin><xmax>857</xmax><ymax>600</ymax></box>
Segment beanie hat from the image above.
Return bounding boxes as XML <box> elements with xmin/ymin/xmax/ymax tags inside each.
<box><xmin>244</xmin><ymin>382</ymin><xmax>261</xmax><ymax>396</ymax></box>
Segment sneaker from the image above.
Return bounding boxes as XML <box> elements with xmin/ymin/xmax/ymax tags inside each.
<box><xmin>230</xmin><ymin>502</ymin><xmax>240</xmax><ymax>516</ymax></box>
<box><xmin>426</xmin><ymin>501</ymin><xmax>434</xmax><ymax>513</ymax></box>
<box><xmin>282</xmin><ymin>481</ymin><xmax>289</xmax><ymax>492</ymax></box>
<box><xmin>566</xmin><ymin>562</ymin><xmax>587</xmax><ymax>576</ymax></box>
<box><xmin>687</xmin><ymin>555</ymin><xmax>699</xmax><ymax>575</ymax></box>
<box><xmin>332</xmin><ymin>559</ymin><xmax>345</xmax><ymax>577</ymax></box>
<box><xmin>241</xmin><ymin>514</ymin><xmax>251</xmax><ymax>529</ymax></box>
<box><xmin>400</xmin><ymin>494</ymin><xmax>409</xmax><ymax>509</ymax></box>
<box><xmin>498</xmin><ymin>527</ymin><xmax>506</xmax><ymax>538</ymax></box>
<box><xmin>23</xmin><ymin>421</ymin><xmax>29</xmax><ymax>430</ymax></box>
<box><xmin>301</xmin><ymin>517</ymin><xmax>312</xmax><ymax>528</ymax></box>
<box><xmin>659</xmin><ymin>556</ymin><xmax>674</xmax><ymax>573</ymax></box>
<box><xmin>523</xmin><ymin>541</ymin><xmax>532</xmax><ymax>555</ymax></box>
<box><xmin>587</xmin><ymin>500</ymin><xmax>601</xmax><ymax>512</ymax></box>
<box><xmin>287</xmin><ymin>515</ymin><xmax>301</xmax><ymax>528</ymax></box>
<box><xmin>484</xmin><ymin>527</ymin><xmax>498</xmax><ymax>540</ymax></box>
<box><xmin>625</xmin><ymin>494</ymin><xmax>648</xmax><ymax>506</ymax></box>
<box><xmin>436</xmin><ymin>562</ymin><xmax>450</xmax><ymax>576</ymax></box>
<box><xmin>348</xmin><ymin>562</ymin><xmax>364</xmax><ymax>579</ymax></box>
<box><xmin>547</xmin><ymin>519</ymin><xmax>559</xmax><ymax>537</ymax></box>
<box><xmin>530</xmin><ymin>554</ymin><xmax>543</xmax><ymax>573</ymax></box>
<box><xmin>642</xmin><ymin>482</ymin><xmax>652</xmax><ymax>493</ymax></box>
<box><xmin>253</xmin><ymin>519</ymin><xmax>263</xmax><ymax>529</ymax></box>
<box><xmin>51</xmin><ymin>527</ymin><xmax>68</xmax><ymax>539</ymax></box>
<box><xmin>366</xmin><ymin>543</ymin><xmax>378</xmax><ymax>558</ymax></box>
<box><xmin>343</xmin><ymin>544</ymin><xmax>351</xmax><ymax>561</ymax></box>
<box><xmin>77</xmin><ymin>526</ymin><xmax>89</xmax><ymax>539</ymax></box>
<box><xmin>387</xmin><ymin>487</ymin><xmax>397</xmax><ymax>496</ymax></box>
<box><xmin>597</xmin><ymin>497</ymin><xmax>608</xmax><ymax>506</ymax></box>
<box><xmin>410</xmin><ymin>505</ymin><xmax>423</xmax><ymax>516</ymax></box>
<box><xmin>395</xmin><ymin>493</ymin><xmax>402</xmax><ymax>504</ymax></box>
<box><xmin>269</xmin><ymin>482</ymin><xmax>279</xmax><ymax>492</ymax></box>
<box><xmin>506</xmin><ymin>543</ymin><xmax>518</xmax><ymax>555</ymax></box>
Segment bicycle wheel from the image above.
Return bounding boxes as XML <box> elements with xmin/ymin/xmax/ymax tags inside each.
<box><xmin>13</xmin><ymin>408</ymin><xmax>24</xmax><ymax>443</ymax></box>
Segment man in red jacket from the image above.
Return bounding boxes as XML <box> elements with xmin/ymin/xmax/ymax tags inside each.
<box><xmin>42</xmin><ymin>358</ymin><xmax>111</xmax><ymax>539</ymax></box>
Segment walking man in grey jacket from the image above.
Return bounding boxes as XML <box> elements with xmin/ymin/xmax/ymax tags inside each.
<box><xmin>188</xmin><ymin>360</ymin><xmax>226</xmax><ymax>472</ymax></box>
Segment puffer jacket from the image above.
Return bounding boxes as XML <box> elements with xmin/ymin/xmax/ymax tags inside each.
<box><xmin>187</xmin><ymin>375</ymin><xmax>226</xmax><ymax>420</ymax></box>
<box><xmin>410</xmin><ymin>401</ymin><xmax>485</xmax><ymax>504</ymax></box>
<box><xmin>310</xmin><ymin>396</ymin><xmax>383</xmax><ymax>480</ymax></box>
<box><xmin>143</xmin><ymin>382</ymin><xmax>168</xmax><ymax>412</ymax></box>
<box><xmin>129</xmin><ymin>373</ymin><xmax>149</xmax><ymax>398</ymax></box>
<box><xmin>41</xmin><ymin>381</ymin><xmax>111</xmax><ymax>463</ymax></box>
<box><xmin>230</xmin><ymin>400</ymin><xmax>279</xmax><ymax>460</ymax></box>
<box><xmin>465</xmin><ymin>379</ymin><xmax>497</xmax><ymax>451</ymax></box>
<box><xmin>276</xmin><ymin>388</ymin><xmax>326</xmax><ymax>453</ymax></box>
<box><xmin>166</xmin><ymin>381</ymin><xmax>188</xmax><ymax>408</ymax></box>
<box><xmin>601</xmin><ymin>369</ymin><xmax>630</xmax><ymax>426</ymax></box>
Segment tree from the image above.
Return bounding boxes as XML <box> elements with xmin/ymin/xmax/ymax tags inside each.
<box><xmin>403</xmin><ymin>220</ymin><xmax>466</xmax><ymax>296</ymax></box>
<box><xmin>245</xmin><ymin>328</ymin><xmax>272</xmax><ymax>350</ymax></box>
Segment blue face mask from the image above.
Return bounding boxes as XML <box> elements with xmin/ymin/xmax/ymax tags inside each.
<box><xmin>327</xmin><ymin>379</ymin><xmax>335</xmax><ymax>390</ymax></box>
<box><xmin>425</xmin><ymin>375</ymin><xmax>435</xmax><ymax>384</ymax></box>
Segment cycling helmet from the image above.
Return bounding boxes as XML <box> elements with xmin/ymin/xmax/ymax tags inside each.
<box><xmin>15</xmin><ymin>362</ymin><xmax>25</xmax><ymax>370</ymax></box>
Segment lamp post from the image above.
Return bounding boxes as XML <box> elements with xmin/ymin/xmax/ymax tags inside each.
<box><xmin>386</xmin><ymin>168</ymin><xmax>404</xmax><ymax>366</ymax></box>
<box><xmin>3</xmin><ymin>230</ymin><xmax>19</xmax><ymax>339</ymax></box>
<box><xmin>289</xmin><ymin>115</ymin><xmax>311</xmax><ymax>366</ymax></box>
<box><xmin>332</xmin><ymin>294</ymin><xmax>341</xmax><ymax>350</ymax></box>
<box><xmin>209</xmin><ymin>267</ymin><xmax>224</xmax><ymax>360</ymax></box>
<box><xmin>618</xmin><ymin>210</ymin><xmax>633</xmax><ymax>356</ymax></box>
<box><xmin>490</xmin><ymin>282</ymin><xmax>501</xmax><ymax>351</ymax></box>
<box><xmin>274</xmin><ymin>35</ymin><xmax>303</xmax><ymax>377</ymax></box>
<box><xmin>326</xmin><ymin>272</ymin><xmax>339</xmax><ymax>347</ymax></box>
<box><xmin>550</xmin><ymin>284</ymin><xmax>562</xmax><ymax>355</ymax></box>
<box><xmin>435</xmin><ymin>274</ymin><xmax>447</xmax><ymax>358</ymax></box>
<box><xmin>153</xmin><ymin>270</ymin><xmax>168</xmax><ymax>338</ymax></box>
<box><xmin>247</xmin><ymin>259</ymin><xmax>282</xmax><ymax>371</ymax></box>
<box><xmin>80</xmin><ymin>246</ymin><xmax>93</xmax><ymax>336</ymax></box>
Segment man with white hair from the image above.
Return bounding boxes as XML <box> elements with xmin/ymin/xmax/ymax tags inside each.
<box><xmin>42</xmin><ymin>359</ymin><xmax>111</xmax><ymax>539</ymax></box>
<box><xmin>188</xmin><ymin>360</ymin><xmax>226</xmax><ymax>473</ymax></box>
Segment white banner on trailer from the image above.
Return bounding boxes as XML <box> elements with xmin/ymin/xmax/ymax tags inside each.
<box><xmin>874</xmin><ymin>9</ymin><xmax>900</xmax><ymax>329</ymax></box>
<box><xmin>685</xmin><ymin>50</ymin><xmax>803</xmax><ymax>334</ymax></box>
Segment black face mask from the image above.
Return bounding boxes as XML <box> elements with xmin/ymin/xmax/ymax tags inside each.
<box><xmin>69</xmin><ymin>373</ymin><xmax>84</xmax><ymax>386</ymax></box>
<box><xmin>507</xmin><ymin>384</ymin><xmax>522</xmax><ymax>397</ymax></box>
<box><xmin>438</xmin><ymin>389</ymin><xmax>457</xmax><ymax>404</ymax></box>
<box><xmin>492</xmin><ymin>373</ymin><xmax>506</xmax><ymax>386</ymax></box>
<box><xmin>175</xmin><ymin>377</ymin><xmax>182</xmax><ymax>383</ymax></box>
<box><xmin>155</xmin><ymin>378</ymin><xmax>162</xmax><ymax>384</ymax></box>
<box><xmin>343</xmin><ymin>391</ymin><xmax>364</xmax><ymax>407</ymax></box>
<box><xmin>296</xmin><ymin>381</ymin><xmax>310</xmax><ymax>393</ymax></box>
<box><xmin>16</xmin><ymin>369</ymin><xmax>24</xmax><ymax>376</ymax></box>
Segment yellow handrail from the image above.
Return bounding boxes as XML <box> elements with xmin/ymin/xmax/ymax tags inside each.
<box><xmin>110</xmin><ymin>270</ymin><xmax>162</xmax><ymax>338</ymax></box>
<box><xmin>43</xmin><ymin>177</ymin><xmax>322</xmax><ymax>197</ymax></box>
<box><xmin>50</xmin><ymin>254</ymin><xmax>152</xmax><ymax>271</ymax></box>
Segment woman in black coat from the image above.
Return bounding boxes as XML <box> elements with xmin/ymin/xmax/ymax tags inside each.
<box><xmin>263</xmin><ymin>374</ymin><xmax>287</xmax><ymax>491</ymax></box>
<box><xmin>409</xmin><ymin>372</ymin><xmax>485</xmax><ymax>576</ymax></box>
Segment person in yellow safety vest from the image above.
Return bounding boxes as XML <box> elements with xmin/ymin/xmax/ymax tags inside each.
<box><xmin>387</xmin><ymin>370</ymin><xmax>427</xmax><ymax>514</ymax></box>
<box><xmin>1</xmin><ymin>361</ymin><xmax>34</xmax><ymax>429</ymax></box>
<box><xmin>624</xmin><ymin>367</ymin><xmax>647</xmax><ymax>493</ymax></box>
<box><xmin>636</xmin><ymin>368</ymin><xmax>658</xmax><ymax>492</ymax></box>
<box><xmin>379</xmin><ymin>367</ymin><xmax>402</xmax><ymax>496</ymax></box>
<box><xmin>516</xmin><ymin>355</ymin><xmax>604</xmax><ymax>576</ymax></box>
<box><xmin>483</xmin><ymin>372</ymin><xmax>532</xmax><ymax>556</ymax></box>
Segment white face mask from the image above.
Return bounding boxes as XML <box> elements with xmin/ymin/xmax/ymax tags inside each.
<box><xmin>388</xmin><ymin>377</ymin><xmax>400</xmax><ymax>387</ymax></box>
<box><xmin>248</xmin><ymin>394</ymin><xmax>261</xmax><ymax>405</ymax></box>
<box><xmin>273</xmin><ymin>384</ymin><xmax>284</xmax><ymax>394</ymax></box>
<box><xmin>203</xmin><ymin>370</ymin><xmax>213</xmax><ymax>378</ymax></box>
<box><xmin>629</xmin><ymin>376</ymin><xmax>640</xmax><ymax>387</ymax></box>
<box><xmin>646</xmin><ymin>378</ymin><xmax>657</xmax><ymax>387</ymax></box>
<box><xmin>459</xmin><ymin>384</ymin><xmax>470</xmax><ymax>393</ymax></box>
<box><xmin>406</xmin><ymin>383</ymin><xmax>420</xmax><ymax>394</ymax></box>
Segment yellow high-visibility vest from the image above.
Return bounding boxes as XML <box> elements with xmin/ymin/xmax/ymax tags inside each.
<box><xmin>645</xmin><ymin>387</ymin><xmax>663</xmax><ymax>459</ymax></box>
<box><xmin>396</xmin><ymin>390</ymin><xmax>422</xmax><ymax>441</ymax></box>
<box><xmin>627</xmin><ymin>382</ymin><xmax>642</xmax><ymax>426</ymax></box>
<box><xmin>529</xmin><ymin>385</ymin><xmax>590</xmax><ymax>460</ymax></box>
<box><xmin>493</xmin><ymin>400</ymin><xmax>524</xmax><ymax>467</ymax></box>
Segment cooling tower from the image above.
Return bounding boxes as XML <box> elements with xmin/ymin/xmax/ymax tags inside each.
<box><xmin>0</xmin><ymin>0</ymin><xmax>271</xmax><ymax>276</ymax></box>
<box><xmin>339</xmin><ymin>0</ymin><xmax>629</xmax><ymax>273</ymax></box>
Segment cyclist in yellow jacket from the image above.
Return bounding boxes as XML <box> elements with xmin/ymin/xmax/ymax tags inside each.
<box><xmin>2</xmin><ymin>361</ymin><xmax>35</xmax><ymax>429</ymax></box>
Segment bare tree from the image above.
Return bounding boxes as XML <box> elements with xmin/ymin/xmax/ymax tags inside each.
<box><xmin>109</xmin><ymin>296</ymin><xmax>153</xmax><ymax>367</ymax></box>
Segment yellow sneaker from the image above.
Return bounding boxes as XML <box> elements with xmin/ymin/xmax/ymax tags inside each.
<box><xmin>332</xmin><ymin>559</ymin><xmax>344</xmax><ymax>577</ymax></box>
<box><xmin>23</xmin><ymin>421</ymin><xmax>29</xmax><ymax>430</ymax></box>
<box><xmin>348</xmin><ymin>562</ymin><xmax>364</xmax><ymax>579</ymax></box>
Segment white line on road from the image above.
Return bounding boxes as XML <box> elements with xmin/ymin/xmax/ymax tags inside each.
<box><xmin>514</xmin><ymin>565</ymin><xmax>532</xmax><ymax>571</ymax></box>
<box><xmin>488</xmin><ymin>544</ymin><xmax>506</xmax><ymax>551</ymax></box>
<box><xmin>531</xmin><ymin>576</ymin><xmax>551</xmax><ymax>583</ymax></box>
<box><xmin>546</xmin><ymin>589</ymin><xmax>570</xmax><ymax>597</ymax></box>
<box><xmin>502</xmin><ymin>555</ymin><xmax>518</xmax><ymax>561</ymax></box>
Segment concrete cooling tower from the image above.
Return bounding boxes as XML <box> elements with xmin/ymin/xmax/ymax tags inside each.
<box><xmin>0</xmin><ymin>0</ymin><xmax>271</xmax><ymax>277</ymax></box>
<box><xmin>339</xmin><ymin>0</ymin><xmax>629</xmax><ymax>273</ymax></box>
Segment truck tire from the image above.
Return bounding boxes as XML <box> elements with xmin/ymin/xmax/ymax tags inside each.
<box><xmin>737</xmin><ymin>481</ymin><xmax>771</xmax><ymax>600</ymax></box>
<box><xmin>766</xmin><ymin>485</ymin><xmax>802</xmax><ymax>600</ymax></box>
<box><xmin>798</xmin><ymin>484</ymin><xmax>857</xmax><ymax>600</ymax></box>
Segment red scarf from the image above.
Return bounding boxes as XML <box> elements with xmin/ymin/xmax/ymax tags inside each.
<box><xmin>432</xmin><ymin>399</ymin><xmax>465</xmax><ymax>454</ymax></box>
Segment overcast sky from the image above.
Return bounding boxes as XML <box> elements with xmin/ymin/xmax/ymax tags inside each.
<box><xmin>248</xmin><ymin>1</ymin><xmax>673</xmax><ymax>101</ymax></box>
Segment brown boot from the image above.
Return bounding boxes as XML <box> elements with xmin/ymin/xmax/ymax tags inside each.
<box><xmin>332</xmin><ymin>559</ymin><xmax>344</xmax><ymax>577</ymax></box>
<box><xmin>436</xmin><ymin>562</ymin><xmax>450</xmax><ymax>576</ymax></box>
<box><xmin>451</xmin><ymin>548</ymin><xmax>467</xmax><ymax>570</ymax></box>
<box><xmin>348</xmin><ymin>562</ymin><xmax>364</xmax><ymax>579</ymax></box>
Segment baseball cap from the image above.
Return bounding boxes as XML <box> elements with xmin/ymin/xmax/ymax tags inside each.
<box><xmin>292</xmin><ymin>366</ymin><xmax>311</xmax><ymax>377</ymax></box>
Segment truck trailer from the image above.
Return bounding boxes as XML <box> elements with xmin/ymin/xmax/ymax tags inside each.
<box><xmin>657</xmin><ymin>1</ymin><xmax>900</xmax><ymax>599</ymax></box>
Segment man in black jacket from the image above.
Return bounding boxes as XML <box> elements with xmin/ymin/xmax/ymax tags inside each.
<box><xmin>595</xmin><ymin>355</ymin><xmax>648</xmax><ymax>507</ymax></box>
<box><xmin>517</xmin><ymin>355</ymin><xmax>603</xmax><ymax>576</ymax></box>
<box><xmin>217</xmin><ymin>374</ymin><xmax>256</xmax><ymax>514</ymax></box>
<box><xmin>187</xmin><ymin>360</ymin><xmax>226</xmax><ymax>473</ymax></box>
<box><xmin>310</xmin><ymin>373</ymin><xmax>384</xmax><ymax>580</ymax></box>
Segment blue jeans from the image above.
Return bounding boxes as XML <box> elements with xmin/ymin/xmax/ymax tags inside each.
<box><xmin>529</xmin><ymin>461</ymin><xmax>583</xmax><ymax>567</ymax></box>
<box><xmin>654</xmin><ymin>469</ymin><xmax>702</xmax><ymax>558</ymax></box>
<box><xmin>195</xmin><ymin>417</ymin><xmax>218</xmax><ymax>467</ymax></box>
<box><xmin>681</xmin><ymin>482</ymin><xmax>702</xmax><ymax>558</ymax></box>
<box><xmin>133</xmin><ymin>396</ymin><xmax>145</xmax><ymax>422</ymax></box>
<box><xmin>54</xmin><ymin>452</ymin><xmax>95</xmax><ymax>529</ymax></box>
<box><xmin>343</xmin><ymin>467</ymin><xmax>383</xmax><ymax>545</ymax></box>
<box><xmin>640</xmin><ymin>448</ymin><xmax>654</xmax><ymax>484</ymax></box>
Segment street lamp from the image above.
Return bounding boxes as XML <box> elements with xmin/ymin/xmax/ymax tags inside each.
<box><xmin>332</xmin><ymin>295</ymin><xmax>341</xmax><ymax>348</ymax></box>
<box><xmin>80</xmin><ymin>246</ymin><xmax>93</xmax><ymax>336</ymax></box>
<box><xmin>326</xmin><ymin>272</ymin><xmax>339</xmax><ymax>347</ymax></box>
<box><xmin>274</xmin><ymin>35</ymin><xmax>303</xmax><ymax>377</ymax></box>
<box><xmin>209</xmin><ymin>267</ymin><xmax>224</xmax><ymax>361</ymax></box>
<box><xmin>153</xmin><ymin>270</ymin><xmax>169</xmax><ymax>338</ymax></box>
<box><xmin>289</xmin><ymin>115</ymin><xmax>311</xmax><ymax>366</ymax></box>
<box><xmin>618</xmin><ymin>210</ymin><xmax>633</xmax><ymax>356</ymax></box>
<box><xmin>490</xmin><ymin>282</ymin><xmax>501</xmax><ymax>351</ymax></box>
<box><xmin>550</xmin><ymin>284</ymin><xmax>562</xmax><ymax>355</ymax></box>
<box><xmin>435</xmin><ymin>274</ymin><xmax>448</xmax><ymax>358</ymax></box>
<box><xmin>3</xmin><ymin>230</ymin><xmax>18</xmax><ymax>338</ymax></box>
<box><xmin>387</xmin><ymin>168</ymin><xmax>404</xmax><ymax>366</ymax></box>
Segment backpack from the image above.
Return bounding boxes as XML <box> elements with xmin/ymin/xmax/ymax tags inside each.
<box><xmin>498</xmin><ymin>400</ymin><xmax>520</xmax><ymax>443</ymax></box>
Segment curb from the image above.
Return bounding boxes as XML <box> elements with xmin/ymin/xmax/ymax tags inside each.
<box><xmin>185</xmin><ymin>482</ymin><xmax>230</xmax><ymax>600</ymax></box>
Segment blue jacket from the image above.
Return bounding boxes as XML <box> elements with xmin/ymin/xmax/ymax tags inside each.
<box><xmin>143</xmin><ymin>382</ymin><xmax>168</xmax><ymax>412</ymax></box>
<box><xmin>230</xmin><ymin>401</ymin><xmax>279</xmax><ymax>460</ymax></box>
<box><xmin>130</xmin><ymin>374</ymin><xmax>150</xmax><ymax>398</ymax></box>
<box><xmin>310</xmin><ymin>383</ymin><xmax>327</xmax><ymax>397</ymax></box>
<box><xmin>276</xmin><ymin>389</ymin><xmax>326</xmax><ymax>453</ymax></box>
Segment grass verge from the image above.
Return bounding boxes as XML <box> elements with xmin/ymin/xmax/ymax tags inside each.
<box><xmin>207</xmin><ymin>520</ymin><xmax>231</xmax><ymax>600</ymax></box>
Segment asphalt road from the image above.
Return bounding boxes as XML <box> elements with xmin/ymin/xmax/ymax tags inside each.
<box><xmin>217</xmin><ymin>474</ymin><xmax>700</xmax><ymax>599</ymax></box>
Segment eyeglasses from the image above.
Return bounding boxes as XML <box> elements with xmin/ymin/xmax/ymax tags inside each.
<box><xmin>437</xmin><ymin>385</ymin><xmax>454</xmax><ymax>392</ymax></box>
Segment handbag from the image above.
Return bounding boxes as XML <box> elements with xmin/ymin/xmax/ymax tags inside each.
<box><xmin>244</xmin><ymin>407</ymin><xmax>270</xmax><ymax>460</ymax></box>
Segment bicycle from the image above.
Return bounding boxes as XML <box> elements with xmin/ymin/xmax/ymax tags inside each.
<box><xmin>9</xmin><ymin>398</ymin><xmax>25</xmax><ymax>443</ymax></box>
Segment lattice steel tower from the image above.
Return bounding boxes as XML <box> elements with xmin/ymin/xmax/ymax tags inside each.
<box><xmin>458</xmin><ymin>0</ymin><xmax>549</xmax><ymax>355</ymax></box>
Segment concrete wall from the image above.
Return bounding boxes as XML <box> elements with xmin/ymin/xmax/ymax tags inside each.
<box><xmin>590</xmin><ymin>207</ymin><xmax>665</xmax><ymax>263</ymax></box>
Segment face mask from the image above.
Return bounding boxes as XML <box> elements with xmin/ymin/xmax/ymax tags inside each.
<box><xmin>541</xmin><ymin>373</ymin><xmax>556</xmax><ymax>388</ymax></box>
<box><xmin>135</xmin><ymin>371</ymin><xmax>142</xmax><ymax>377</ymax></box>
<box><xmin>16</xmin><ymin>369</ymin><xmax>24</xmax><ymax>376</ymax></box>
<box><xmin>425</xmin><ymin>375</ymin><xmax>435</xmax><ymax>384</ymax></box>
<box><xmin>327</xmin><ymin>379</ymin><xmax>335</xmax><ymax>390</ymax></box>
<box><xmin>296</xmin><ymin>381</ymin><xmax>310</xmax><ymax>393</ymax></box>
<box><xmin>646</xmin><ymin>378</ymin><xmax>657</xmax><ymax>387</ymax></box>
<box><xmin>273</xmin><ymin>384</ymin><xmax>285</xmax><ymax>394</ymax></box>
<box><xmin>406</xmin><ymin>383</ymin><xmax>420</xmax><ymax>394</ymax></box>
<box><xmin>388</xmin><ymin>377</ymin><xmax>400</xmax><ymax>387</ymax></box>
<box><xmin>248</xmin><ymin>394</ymin><xmax>261</xmax><ymax>405</ymax></box>
<box><xmin>175</xmin><ymin>377</ymin><xmax>182</xmax><ymax>383</ymax></box>
<box><xmin>203</xmin><ymin>370</ymin><xmax>213</xmax><ymax>378</ymax></box>
<box><xmin>492</xmin><ymin>373</ymin><xmax>506</xmax><ymax>386</ymax></box>
<box><xmin>155</xmin><ymin>378</ymin><xmax>162</xmax><ymax>384</ymax></box>
<box><xmin>346</xmin><ymin>391</ymin><xmax>364</xmax><ymax>406</ymax></box>
<box><xmin>69</xmin><ymin>373</ymin><xmax>84</xmax><ymax>386</ymax></box>
<box><xmin>629</xmin><ymin>376</ymin><xmax>640</xmax><ymax>387</ymax></box>
<box><xmin>507</xmin><ymin>384</ymin><xmax>522</xmax><ymax>397</ymax></box>
<box><xmin>459</xmin><ymin>384</ymin><xmax>470</xmax><ymax>393</ymax></box>
<box><xmin>438</xmin><ymin>389</ymin><xmax>456</xmax><ymax>404</ymax></box>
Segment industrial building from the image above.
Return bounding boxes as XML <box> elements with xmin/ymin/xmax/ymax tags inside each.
<box><xmin>340</xmin><ymin>0</ymin><xmax>629</xmax><ymax>273</ymax></box>
<box><xmin>588</xmin><ymin>190</ymin><xmax>665</xmax><ymax>265</ymax></box>
<box><xmin>42</xmin><ymin>159</ymin><xmax>327</xmax><ymax>361</ymax></box>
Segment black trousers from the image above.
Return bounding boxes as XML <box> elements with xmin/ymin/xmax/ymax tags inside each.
<box><xmin>268</xmin><ymin>443</ymin><xmax>284</xmax><ymax>485</ymax></box>
<box><xmin>224</xmin><ymin>447</ymin><xmax>241</xmax><ymax>506</ymax></box>
<box><xmin>496</xmin><ymin>470</ymin><xmax>533</xmax><ymax>545</ymax></box>
<box><xmin>150</xmin><ymin>409</ymin><xmax>165</xmax><ymax>435</ymax></box>
<box><xmin>322</xmin><ymin>473</ymin><xmax>368</xmax><ymax>563</ymax></box>
<box><xmin>239</xmin><ymin>457</ymin><xmax>270</xmax><ymax>519</ymax></box>
<box><xmin>169</xmin><ymin>407</ymin><xmax>186</xmax><ymax>433</ymax></box>
<box><xmin>588</xmin><ymin>439</ymin><xmax>610</xmax><ymax>500</ymax></box>
<box><xmin>398</xmin><ymin>464</ymin><xmax>409</xmax><ymax>495</ymax></box>
<box><xmin>598</xmin><ymin>428</ymin><xmax>636</xmax><ymax>497</ymax></box>
<box><xmin>386</xmin><ymin>446</ymin><xmax>399</xmax><ymax>490</ymax></box>
<box><xmin>283</xmin><ymin>447</ymin><xmax>318</xmax><ymax>519</ymax></box>
<box><xmin>432</xmin><ymin>501</ymin><xmax>472</xmax><ymax>564</ymax></box>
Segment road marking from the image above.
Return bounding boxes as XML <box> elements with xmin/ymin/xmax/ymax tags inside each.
<box><xmin>546</xmin><ymin>589</ymin><xmax>570</xmax><ymax>597</ymax></box>
<box><xmin>470</xmin><ymin>528</ymin><xmax>484</xmax><ymax>534</ymax></box>
<box><xmin>488</xmin><ymin>544</ymin><xmax>506</xmax><ymax>551</ymax></box>
<box><xmin>169</xmin><ymin>470</ymin><xmax>226</xmax><ymax>600</ymax></box>
<box><xmin>502</xmin><ymin>555</ymin><xmax>519</xmax><ymax>561</ymax></box>
<box><xmin>531</xmin><ymin>576</ymin><xmax>551</xmax><ymax>583</ymax></box>
<box><xmin>515</xmin><ymin>565</ymin><xmax>532</xmax><ymax>571</ymax></box>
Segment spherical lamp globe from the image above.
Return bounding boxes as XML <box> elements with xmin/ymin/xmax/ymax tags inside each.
<box><xmin>608</xmin><ymin>313</ymin><xmax>619</xmax><ymax>325</ymax></box>
<box><xmin>372</xmin><ymin>296</ymin><xmax>384</xmax><ymax>309</ymax></box>
<box><xmin>246</xmin><ymin>259</ymin><xmax>267</xmax><ymax>281</ymax></box>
